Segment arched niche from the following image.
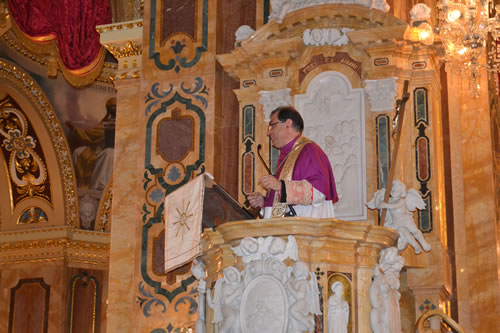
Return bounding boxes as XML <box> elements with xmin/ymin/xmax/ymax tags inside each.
<box><xmin>295</xmin><ymin>71</ymin><xmax>366</xmax><ymax>220</ymax></box>
<box><xmin>0</xmin><ymin>58</ymin><xmax>78</xmax><ymax>230</ymax></box>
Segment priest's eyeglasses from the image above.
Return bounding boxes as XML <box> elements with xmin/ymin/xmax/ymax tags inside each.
<box><xmin>268</xmin><ymin>121</ymin><xmax>283</xmax><ymax>129</ymax></box>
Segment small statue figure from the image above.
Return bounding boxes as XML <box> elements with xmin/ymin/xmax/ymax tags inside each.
<box><xmin>191</xmin><ymin>258</ymin><xmax>207</xmax><ymax>333</ymax></box>
<box><xmin>235</xmin><ymin>25</ymin><xmax>255</xmax><ymax>41</ymax></box>
<box><xmin>285</xmin><ymin>261</ymin><xmax>321</xmax><ymax>333</ymax></box>
<box><xmin>367</xmin><ymin>180</ymin><xmax>431</xmax><ymax>254</ymax></box>
<box><xmin>232</xmin><ymin>237</ymin><xmax>261</xmax><ymax>263</ymax></box>
<box><xmin>269</xmin><ymin>0</ymin><xmax>293</xmax><ymax>23</ymax></box>
<box><xmin>207</xmin><ymin>266</ymin><xmax>244</xmax><ymax>333</ymax></box>
<box><xmin>370</xmin><ymin>0</ymin><xmax>390</xmax><ymax>12</ymax></box>
<box><xmin>328</xmin><ymin>282</ymin><xmax>349</xmax><ymax>333</ymax></box>
<box><xmin>369</xmin><ymin>247</ymin><xmax>404</xmax><ymax>333</ymax></box>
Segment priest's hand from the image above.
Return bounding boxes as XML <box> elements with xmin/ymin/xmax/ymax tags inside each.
<box><xmin>247</xmin><ymin>192</ymin><xmax>265</xmax><ymax>208</ymax></box>
<box><xmin>259</xmin><ymin>175</ymin><xmax>281</xmax><ymax>191</ymax></box>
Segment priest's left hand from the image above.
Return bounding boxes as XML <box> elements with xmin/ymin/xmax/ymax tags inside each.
<box><xmin>259</xmin><ymin>175</ymin><xmax>281</xmax><ymax>191</ymax></box>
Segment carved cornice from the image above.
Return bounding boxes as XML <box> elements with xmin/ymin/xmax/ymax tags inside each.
<box><xmin>98</xmin><ymin>19</ymin><xmax>143</xmax><ymax>81</ymax></box>
<box><xmin>245</xmin><ymin>5</ymin><xmax>406</xmax><ymax>44</ymax></box>
<box><xmin>0</xmin><ymin>226</ymin><xmax>110</xmax><ymax>268</ymax></box>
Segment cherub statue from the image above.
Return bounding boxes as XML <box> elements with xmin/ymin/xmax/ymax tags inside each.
<box><xmin>285</xmin><ymin>261</ymin><xmax>321</xmax><ymax>333</ymax></box>
<box><xmin>369</xmin><ymin>247</ymin><xmax>404</xmax><ymax>333</ymax></box>
<box><xmin>367</xmin><ymin>180</ymin><xmax>431</xmax><ymax>254</ymax></box>
<box><xmin>232</xmin><ymin>235</ymin><xmax>299</xmax><ymax>264</ymax></box>
<box><xmin>232</xmin><ymin>237</ymin><xmax>261</xmax><ymax>263</ymax></box>
<box><xmin>207</xmin><ymin>266</ymin><xmax>244</xmax><ymax>333</ymax></box>
<box><xmin>191</xmin><ymin>258</ymin><xmax>207</xmax><ymax>333</ymax></box>
<box><xmin>269</xmin><ymin>0</ymin><xmax>293</xmax><ymax>23</ymax></box>
<box><xmin>328</xmin><ymin>281</ymin><xmax>349</xmax><ymax>333</ymax></box>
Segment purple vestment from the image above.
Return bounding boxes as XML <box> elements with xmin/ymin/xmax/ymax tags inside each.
<box><xmin>264</xmin><ymin>135</ymin><xmax>338</xmax><ymax>207</ymax></box>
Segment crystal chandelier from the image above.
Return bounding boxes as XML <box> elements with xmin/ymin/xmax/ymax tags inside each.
<box><xmin>436</xmin><ymin>0</ymin><xmax>500</xmax><ymax>96</ymax></box>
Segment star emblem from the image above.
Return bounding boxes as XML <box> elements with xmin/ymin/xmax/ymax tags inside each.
<box><xmin>172</xmin><ymin>200</ymin><xmax>193</xmax><ymax>239</ymax></box>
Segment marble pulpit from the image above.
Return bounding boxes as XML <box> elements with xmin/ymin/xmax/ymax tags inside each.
<box><xmin>195</xmin><ymin>217</ymin><xmax>398</xmax><ymax>333</ymax></box>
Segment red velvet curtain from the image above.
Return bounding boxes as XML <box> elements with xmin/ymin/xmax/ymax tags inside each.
<box><xmin>8</xmin><ymin>0</ymin><xmax>111</xmax><ymax>71</ymax></box>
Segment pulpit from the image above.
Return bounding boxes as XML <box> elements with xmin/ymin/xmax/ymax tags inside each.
<box><xmin>197</xmin><ymin>218</ymin><xmax>398</xmax><ymax>332</ymax></box>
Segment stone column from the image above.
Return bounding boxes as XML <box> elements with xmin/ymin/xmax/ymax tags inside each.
<box><xmin>98</xmin><ymin>20</ymin><xmax>143</xmax><ymax>332</ymax></box>
<box><xmin>446</xmin><ymin>64</ymin><xmax>500</xmax><ymax>332</ymax></box>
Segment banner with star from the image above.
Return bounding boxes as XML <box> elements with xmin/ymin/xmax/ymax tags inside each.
<box><xmin>164</xmin><ymin>173</ymin><xmax>207</xmax><ymax>272</ymax></box>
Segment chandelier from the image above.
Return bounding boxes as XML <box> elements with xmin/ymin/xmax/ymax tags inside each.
<box><xmin>435</xmin><ymin>0</ymin><xmax>500</xmax><ymax>96</ymax></box>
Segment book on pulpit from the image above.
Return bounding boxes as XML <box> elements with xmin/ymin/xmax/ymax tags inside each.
<box><xmin>163</xmin><ymin>173</ymin><xmax>255</xmax><ymax>272</ymax></box>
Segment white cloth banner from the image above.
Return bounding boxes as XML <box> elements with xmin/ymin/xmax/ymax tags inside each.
<box><xmin>164</xmin><ymin>174</ymin><xmax>206</xmax><ymax>272</ymax></box>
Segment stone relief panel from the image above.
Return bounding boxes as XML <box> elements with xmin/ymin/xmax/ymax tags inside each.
<box><xmin>204</xmin><ymin>236</ymin><xmax>320</xmax><ymax>333</ymax></box>
<box><xmin>295</xmin><ymin>71</ymin><xmax>367</xmax><ymax>220</ymax></box>
<box><xmin>259</xmin><ymin>89</ymin><xmax>292</xmax><ymax>121</ymax></box>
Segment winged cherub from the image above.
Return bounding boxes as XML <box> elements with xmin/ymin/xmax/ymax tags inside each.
<box><xmin>367</xmin><ymin>180</ymin><xmax>431</xmax><ymax>254</ymax></box>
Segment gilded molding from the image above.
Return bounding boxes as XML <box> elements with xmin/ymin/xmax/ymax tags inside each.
<box><xmin>2</xmin><ymin>30</ymin><xmax>114</xmax><ymax>85</ymax></box>
<box><xmin>103</xmin><ymin>41</ymin><xmax>142</xmax><ymax>58</ymax></box>
<box><xmin>0</xmin><ymin>59</ymin><xmax>79</xmax><ymax>227</ymax></box>
<box><xmin>0</xmin><ymin>226</ymin><xmax>110</xmax><ymax>267</ymax></box>
<box><xmin>2</xmin><ymin>31</ymin><xmax>47</xmax><ymax>66</ymax></box>
<box><xmin>7</xmin><ymin>18</ymin><xmax>106</xmax><ymax>87</ymax></box>
<box><xmin>95</xmin><ymin>19</ymin><xmax>143</xmax><ymax>34</ymax></box>
<box><xmin>98</xmin><ymin>19</ymin><xmax>143</xmax><ymax>81</ymax></box>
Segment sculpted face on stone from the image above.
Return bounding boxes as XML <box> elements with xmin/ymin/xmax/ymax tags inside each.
<box><xmin>269</xmin><ymin>237</ymin><xmax>286</xmax><ymax>255</ymax></box>
<box><xmin>241</xmin><ymin>237</ymin><xmax>259</xmax><ymax>254</ymax></box>
<box><xmin>331</xmin><ymin>281</ymin><xmax>344</xmax><ymax>294</ymax></box>
<box><xmin>223</xmin><ymin>266</ymin><xmax>240</xmax><ymax>283</ymax></box>
<box><xmin>79</xmin><ymin>195</ymin><xmax>98</xmax><ymax>229</ymax></box>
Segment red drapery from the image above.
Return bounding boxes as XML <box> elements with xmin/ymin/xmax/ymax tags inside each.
<box><xmin>8</xmin><ymin>0</ymin><xmax>111</xmax><ymax>72</ymax></box>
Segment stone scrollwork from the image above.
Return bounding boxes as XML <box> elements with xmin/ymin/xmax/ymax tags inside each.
<box><xmin>206</xmin><ymin>236</ymin><xmax>320</xmax><ymax>333</ymax></box>
<box><xmin>364</xmin><ymin>77</ymin><xmax>398</xmax><ymax>113</ymax></box>
<box><xmin>235</xmin><ymin>25</ymin><xmax>256</xmax><ymax>42</ymax></box>
<box><xmin>258</xmin><ymin>89</ymin><xmax>291</xmax><ymax>121</ymax></box>
<box><xmin>303</xmin><ymin>28</ymin><xmax>354</xmax><ymax>47</ymax></box>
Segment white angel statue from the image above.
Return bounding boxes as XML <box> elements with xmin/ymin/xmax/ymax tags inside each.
<box><xmin>328</xmin><ymin>282</ymin><xmax>349</xmax><ymax>333</ymax></box>
<box><xmin>285</xmin><ymin>261</ymin><xmax>321</xmax><ymax>333</ymax></box>
<box><xmin>367</xmin><ymin>180</ymin><xmax>431</xmax><ymax>254</ymax></box>
<box><xmin>369</xmin><ymin>247</ymin><xmax>404</xmax><ymax>333</ymax></box>
<box><xmin>191</xmin><ymin>258</ymin><xmax>207</xmax><ymax>333</ymax></box>
<box><xmin>207</xmin><ymin>266</ymin><xmax>244</xmax><ymax>333</ymax></box>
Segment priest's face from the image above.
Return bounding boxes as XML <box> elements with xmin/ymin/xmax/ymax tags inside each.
<box><xmin>267</xmin><ymin>113</ymin><xmax>286</xmax><ymax>148</ymax></box>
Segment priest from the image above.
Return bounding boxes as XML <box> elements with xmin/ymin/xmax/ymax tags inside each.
<box><xmin>248</xmin><ymin>106</ymin><xmax>338</xmax><ymax>218</ymax></box>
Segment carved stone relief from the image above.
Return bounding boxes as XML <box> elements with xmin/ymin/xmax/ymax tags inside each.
<box><xmin>258</xmin><ymin>89</ymin><xmax>291</xmax><ymax>121</ymax></box>
<box><xmin>205</xmin><ymin>236</ymin><xmax>320</xmax><ymax>333</ymax></box>
<box><xmin>364</xmin><ymin>77</ymin><xmax>398</xmax><ymax>113</ymax></box>
<box><xmin>302</xmin><ymin>28</ymin><xmax>353</xmax><ymax>47</ymax></box>
<box><xmin>295</xmin><ymin>71</ymin><xmax>366</xmax><ymax>220</ymax></box>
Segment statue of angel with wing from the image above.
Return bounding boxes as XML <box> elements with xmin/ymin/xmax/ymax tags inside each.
<box><xmin>285</xmin><ymin>261</ymin><xmax>321</xmax><ymax>333</ymax></box>
<box><xmin>367</xmin><ymin>180</ymin><xmax>431</xmax><ymax>254</ymax></box>
<box><xmin>207</xmin><ymin>266</ymin><xmax>244</xmax><ymax>333</ymax></box>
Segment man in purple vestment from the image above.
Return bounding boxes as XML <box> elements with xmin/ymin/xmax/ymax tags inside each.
<box><xmin>248</xmin><ymin>106</ymin><xmax>339</xmax><ymax>218</ymax></box>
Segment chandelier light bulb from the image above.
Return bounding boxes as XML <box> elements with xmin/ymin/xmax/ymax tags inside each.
<box><xmin>447</xmin><ymin>9</ymin><xmax>462</xmax><ymax>22</ymax></box>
